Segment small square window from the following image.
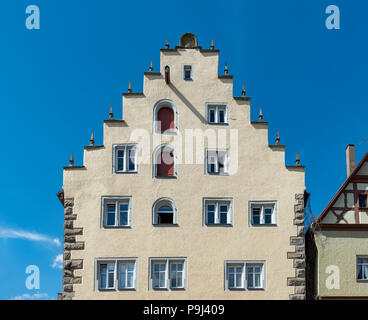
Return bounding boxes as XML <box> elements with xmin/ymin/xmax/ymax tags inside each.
<box><xmin>204</xmin><ymin>199</ymin><xmax>233</xmax><ymax>226</ymax></box>
<box><xmin>357</xmin><ymin>257</ymin><xmax>368</xmax><ymax>281</ymax></box>
<box><xmin>183</xmin><ymin>65</ymin><xmax>192</xmax><ymax>81</ymax></box>
<box><xmin>225</xmin><ymin>261</ymin><xmax>265</xmax><ymax>291</ymax></box>
<box><xmin>150</xmin><ymin>258</ymin><xmax>187</xmax><ymax>290</ymax></box>
<box><xmin>207</xmin><ymin>104</ymin><xmax>228</xmax><ymax>125</ymax></box>
<box><xmin>206</xmin><ymin>149</ymin><xmax>229</xmax><ymax>175</ymax></box>
<box><xmin>359</xmin><ymin>195</ymin><xmax>367</xmax><ymax>208</ymax></box>
<box><xmin>97</xmin><ymin>259</ymin><xmax>137</xmax><ymax>291</ymax></box>
<box><xmin>102</xmin><ymin>197</ymin><xmax>132</xmax><ymax>228</ymax></box>
<box><xmin>113</xmin><ymin>145</ymin><xmax>138</xmax><ymax>173</ymax></box>
<box><xmin>250</xmin><ymin>202</ymin><xmax>277</xmax><ymax>226</ymax></box>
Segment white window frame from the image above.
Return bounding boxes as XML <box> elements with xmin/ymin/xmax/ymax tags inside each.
<box><xmin>152</xmin><ymin>198</ymin><xmax>178</xmax><ymax>226</ymax></box>
<box><xmin>249</xmin><ymin>201</ymin><xmax>278</xmax><ymax>226</ymax></box>
<box><xmin>205</xmin><ymin>149</ymin><xmax>229</xmax><ymax>175</ymax></box>
<box><xmin>95</xmin><ymin>258</ymin><xmax>138</xmax><ymax>291</ymax></box>
<box><xmin>203</xmin><ymin>198</ymin><xmax>233</xmax><ymax>226</ymax></box>
<box><xmin>152</xmin><ymin>144</ymin><xmax>178</xmax><ymax>178</ymax></box>
<box><xmin>101</xmin><ymin>197</ymin><xmax>132</xmax><ymax>228</ymax></box>
<box><xmin>149</xmin><ymin>258</ymin><xmax>187</xmax><ymax>291</ymax></box>
<box><xmin>153</xmin><ymin>99</ymin><xmax>178</xmax><ymax>134</ymax></box>
<box><xmin>206</xmin><ymin>103</ymin><xmax>229</xmax><ymax>125</ymax></box>
<box><xmin>357</xmin><ymin>256</ymin><xmax>368</xmax><ymax>281</ymax></box>
<box><xmin>182</xmin><ymin>64</ymin><xmax>193</xmax><ymax>81</ymax></box>
<box><xmin>224</xmin><ymin>261</ymin><xmax>266</xmax><ymax>291</ymax></box>
<box><xmin>112</xmin><ymin>144</ymin><xmax>138</xmax><ymax>174</ymax></box>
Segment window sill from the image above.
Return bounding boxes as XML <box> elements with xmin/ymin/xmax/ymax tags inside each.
<box><xmin>114</xmin><ymin>171</ymin><xmax>138</xmax><ymax>174</ymax></box>
<box><xmin>206</xmin><ymin>173</ymin><xmax>230</xmax><ymax>176</ymax></box>
<box><xmin>207</xmin><ymin>123</ymin><xmax>229</xmax><ymax>126</ymax></box>
<box><xmin>205</xmin><ymin>224</ymin><xmax>233</xmax><ymax>228</ymax></box>
<box><xmin>227</xmin><ymin>288</ymin><xmax>246</xmax><ymax>291</ymax></box>
<box><xmin>153</xmin><ymin>224</ymin><xmax>179</xmax><ymax>228</ymax></box>
<box><xmin>356</xmin><ymin>279</ymin><xmax>368</xmax><ymax>283</ymax></box>
<box><xmin>247</xmin><ymin>287</ymin><xmax>265</xmax><ymax>291</ymax></box>
<box><xmin>155</xmin><ymin>176</ymin><xmax>177</xmax><ymax>179</ymax></box>
<box><xmin>103</xmin><ymin>226</ymin><xmax>132</xmax><ymax>229</ymax></box>
<box><xmin>250</xmin><ymin>224</ymin><xmax>277</xmax><ymax>227</ymax></box>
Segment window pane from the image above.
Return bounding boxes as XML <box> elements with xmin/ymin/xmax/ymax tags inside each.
<box><xmin>220</xmin><ymin>205</ymin><xmax>228</xmax><ymax>224</ymax></box>
<box><xmin>359</xmin><ymin>195</ymin><xmax>367</xmax><ymax>208</ymax></box>
<box><xmin>228</xmin><ymin>272</ymin><xmax>234</xmax><ymax>288</ymax></box>
<box><xmin>207</xmin><ymin>204</ymin><xmax>215</xmax><ymax>224</ymax></box>
<box><xmin>128</xmin><ymin>148</ymin><xmax>136</xmax><ymax>171</ymax></box>
<box><xmin>209</xmin><ymin>109</ymin><xmax>215</xmax><ymax>123</ymax></box>
<box><xmin>119</xmin><ymin>203</ymin><xmax>129</xmax><ymax>226</ymax></box>
<box><xmin>127</xmin><ymin>272</ymin><xmax>134</xmax><ymax>288</ymax></box>
<box><xmin>108</xmin><ymin>272</ymin><xmax>114</xmax><ymax>288</ymax></box>
<box><xmin>117</xmin><ymin>149</ymin><xmax>125</xmax><ymax>171</ymax></box>
<box><xmin>219</xmin><ymin>109</ymin><xmax>225</xmax><ymax>123</ymax></box>
<box><xmin>100</xmin><ymin>265</ymin><xmax>107</xmax><ymax>289</ymax></box>
<box><xmin>252</xmin><ymin>208</ymin><xmax>261</xmax><ymax>225</ymax></box>
<box><xmin>106</xmin><ymin>204</ymin><xmax>116</xmax><ymax>226</ymax></box>
<box><xmin>265</xmin><ymin>213</ymin><xmax>272</xmax><ymax>224</ymax></box>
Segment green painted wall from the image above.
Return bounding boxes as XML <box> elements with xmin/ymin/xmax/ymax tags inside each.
<box><xmin>315</xmin><ymin>231</ymin><xmax>368</xmax><ymax>297</ymax></box>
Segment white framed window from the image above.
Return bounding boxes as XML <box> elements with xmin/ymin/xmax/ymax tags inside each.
<box><xmin>225</xmin><ymin>261</ymin><xmax>266</xmax><ymax>291</ymax></box>
<box><xmin>101</xmin><ymin>197</ymin><xmax>132</xmax><ymax>228</ymax></box>
<box><xmin>206</xmin><ymin>149</ymin><xmax>229</xmax><ymax>175</ymax></box>
<box><xmin>249</xmin><ymin>201</ymin><xmax>277</xmax><ymax>226</ymax></box>
<box><xmin>206</xmin><ymin>104</ymin><xmax>228</xmax><ymax>125</ymax></box>
<box><xmin>182</xmin><ymin>64</ymin><xmax>193</xmax><ymax>81</ymax></box>
<box><xmin>95</xmin><ymin>258</ymin><xmax>137</xmax><ymax>291</ymax></box>
<box><xmin>357</xmin><ymin>256</ymin><xmax>368</xmax><ymax>281</ymax></box>
<box><xmin>203</xmin><ymin>198</ymin><xmax>233</xmax><ymax>226</ymax></box>
<box><xmin>149</xmin><ymin>258</ymin><xmax>187</xmax><ymax>291</ymax></box>
<box><xmin>152</xmin><ymin>198</ymin><xmax>178</xmax><ymax>225</ymax></box>
<box><xmin>113</xmin><ymin>144</ymin><xmax>138</xmax><ymax>173</ymax></box>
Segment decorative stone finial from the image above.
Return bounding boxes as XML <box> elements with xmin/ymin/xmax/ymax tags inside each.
<box><xmin>128</xmin><ymin>80</ymin><xmax>132</xmax><ymax>93</ymax></box>
<box><xmin>90</xmin><ymin>131</ymin><xmax>94</xmax><ymax>146</ymax></box>
<box><xmin>211</xmin><ymin>39</ymin><xmax>215</xmax><ymax>50</ymax></box>
<box><xmin>224</xmin><ymin>63</ymin><xmax>228</xmax><ymax>75</ymax></box>
<box><xmin>259</xmin><ymin>106</ymin><xmax>263</xmax><ymax>121</ymax></box>
<box><xmin>165</xmin><ymin>38</ymin><xmax>169</xmax><ymax>49</ymax></box>
<box><xmin>296</xmin><ymin>152</ymin><xmax>300</xmax><ymax>166</ymax></box>
<box><xmin>69</xmin><ymin>152</ymin><xmax>74</xmax><ymax>167</ymax></box>
<box><xmin>242</xmin><ymin>84</ymin><xmax>246</xmax><ymax>97</ymax></box>
<box><xmin>109</xmin><ymin>104</ymin><xmax>114</xmax><ymax>119</ymax></box>
<box><xmin>149</xmin><ymin>60</ymin><xmax>153</xmax><ymax>72</ymax></box>
<box><xmin>276</xmin><ymin>131</ymin><xmax>280</xmax><ymax>145</ymax></box>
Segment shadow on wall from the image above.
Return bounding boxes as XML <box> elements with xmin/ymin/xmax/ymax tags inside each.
<box><xmin>169</xmin><ymin>83</ymin><xmax>207</xmax><ymax>124</ymax></box>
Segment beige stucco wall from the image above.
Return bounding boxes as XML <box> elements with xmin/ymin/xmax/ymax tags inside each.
<box><xmin>62</xmin><ymin>45</ymin><xmax>305</xmax><ymax>299</ymax></box>
<box><xmin>315</xmin><ymin>231</ymin><xmax>368</xmax><ymax>297</ymax></box>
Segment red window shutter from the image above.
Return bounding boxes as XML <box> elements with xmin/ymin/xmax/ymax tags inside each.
<box><xmin>157</xmin><ymin>107</ymin><xmax>174</xmax><ymax>133</ymax></box>
<box><xmin>157</xmin><ymin>151</ymin><xmax>174</xmax><ymax>177</ymax></box>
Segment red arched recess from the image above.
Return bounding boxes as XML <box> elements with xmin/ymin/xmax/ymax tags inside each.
<box><xmin>157</xmin><ymin>107</ymin><xmax>174</xmax><ymax>133</ymax></box>
<box><xmin>157</xmin><ymin>150</ymin><xmax>175</xmax><ymax>177</ymax></box>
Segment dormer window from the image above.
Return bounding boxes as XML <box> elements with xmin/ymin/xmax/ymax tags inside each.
<box><xmin>183</xmin><ymin>65</ymin><xmax>193</xmax><ymax>81</ymax></box>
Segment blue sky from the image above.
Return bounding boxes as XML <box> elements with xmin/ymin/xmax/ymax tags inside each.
<box><xmin>0</xmin><ymin>0</ymin><xmax>367</xmax><ymax>299</ymax></box>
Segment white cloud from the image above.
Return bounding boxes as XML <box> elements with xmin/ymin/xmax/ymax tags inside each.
<box><xmin>9</xmin><ymin>293</ymin><xmax>50</xmax><ymax>300</ymax></box>
<box><xmin>0</xmin><ymin>227</ymin><xmax>61</xmax><ymax>247</ymax></box>
<box><xmin>52</xmin><ymin>254</ymin><xmax>63</xmax><ymax>269</ymax></box>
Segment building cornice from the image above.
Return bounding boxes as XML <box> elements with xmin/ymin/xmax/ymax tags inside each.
<box><xmin>63</xmin><ymin>166</ymin><xmax>86</xmax><ymax>171</ymax></box>
<box><xmin>122</xmin><ymin>93</ymin><xmax>145</xmax><ymax>97</ymax></box>
<box><xmin>314</xmin><ymin>223</ymin><xmax>368</xmax><ymax>231</ymax></box>
<box><xmin>233</xmin><ymin>96</ymin><xmax>250</xmax><ymax>102</ymax></box>
<box><xmin>84</xmin><ymin>145</ymin><xmax>104</xmax><ymax>150</ymax></box>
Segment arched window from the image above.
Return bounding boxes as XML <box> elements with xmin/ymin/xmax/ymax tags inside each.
<box><xmin>153</xmin><ymin>198</ymin><xmax>178</xmax><ymax>225</ymax></box>
<box><xmin>157</xmin><ymin>107</ymin><xmax>174</xmax><ymax>132</ymax></box>
<box><xmin>153</xmin><ymin>145</ymin><xmax>177</xmax><ymax>178</ymax></box>
<box><xmin>153</xmin><ymin>100</ymin><xmax>177</xmax><ymax>134</ymax></box>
